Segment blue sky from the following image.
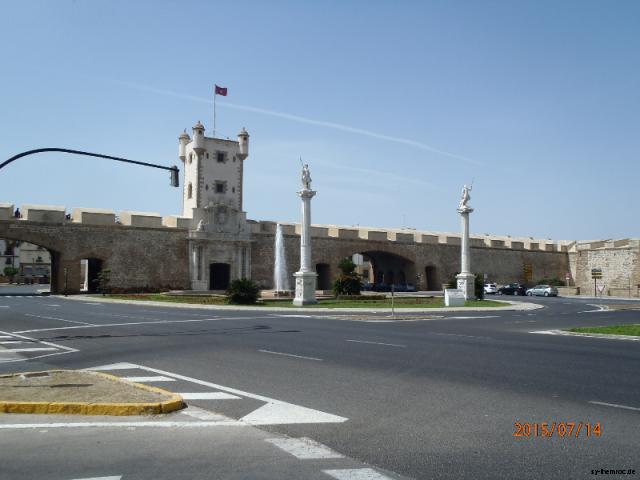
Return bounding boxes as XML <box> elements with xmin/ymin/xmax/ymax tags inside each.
<box><xmin>1</xmin><ymin>0</ymin><xmax>638</xmax><ymax>240</ymax></box>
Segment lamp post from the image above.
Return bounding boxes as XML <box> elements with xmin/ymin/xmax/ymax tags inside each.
<box><xmin>1</xmin><ymin>148</ymin><xmax>179</xmax><ymax>187</ymax></box>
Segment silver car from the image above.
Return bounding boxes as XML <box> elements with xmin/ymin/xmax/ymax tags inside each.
<box><xmin>526</xmin><ymin>285</ymin><xmax>558</xmax><ymax>297</ymax></box>
<box><xmin>484</xmin><ymin>283</ymin><xmax>498</xmax><ymax>294</ymax></box>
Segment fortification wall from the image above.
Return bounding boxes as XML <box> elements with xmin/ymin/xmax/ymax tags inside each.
<box><xmin>571</xmin><ymin>240</ymin><xmax>640</xmax><ymax>297</ymax></box>
<box><xmin>249</xmin><ymin>221</ymin><xmax>570</xmax><ymax>290</ymax></box>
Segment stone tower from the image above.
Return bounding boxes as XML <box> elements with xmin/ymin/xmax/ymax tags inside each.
<box><xmin>178</xmin><ymin>122</ymin><xmax>252</xmax><ymax>291</ymax></box>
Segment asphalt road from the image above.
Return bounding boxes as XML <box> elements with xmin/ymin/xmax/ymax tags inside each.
<box><xmin>0</xmin><ymin>289</ymin><xmax>639</xmax><ymax>480</ymax></box>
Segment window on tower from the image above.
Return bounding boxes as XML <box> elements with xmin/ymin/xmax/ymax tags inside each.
<box><xmin>216</xmin><ymin>151</ymin><xmax>226</xmax><ymax>163</ymax></box>
<box><xmin>215</xmin><ymin>181</ymin><xmax>226</xmax><ymax>194</ymax></box>
<box><xmin>188</xmin><ymin>183</ymin><xmax>193</xmax><ymax>199</ymax></box>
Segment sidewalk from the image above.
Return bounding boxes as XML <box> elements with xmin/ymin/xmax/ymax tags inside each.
<box><xmin>59</xmin><ymin>294</ymin><xmax>543</xmax><ymax>313</ymax></box>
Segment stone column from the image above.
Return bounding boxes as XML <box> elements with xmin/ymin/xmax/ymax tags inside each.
<box><xmin>456</xmin><ymin>206</ymin><xmax>476</xmax><ymax>300</ymax></box>
<box><xmin>293</xmin><ymin>188</ymin><xmax>318</xmax><ymax>306</ymax></box>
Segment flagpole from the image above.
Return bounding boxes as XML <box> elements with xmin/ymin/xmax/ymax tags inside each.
<box><xmin>213</xmin><ymin>90</ymin><xmax>217</xmax><ymax>138</ymax></box>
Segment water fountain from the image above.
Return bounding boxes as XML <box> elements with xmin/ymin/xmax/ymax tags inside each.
<box><xmin>273</xmin><ymin>224</ymin><xmax>292</xmax><ymax>296</ymax></box>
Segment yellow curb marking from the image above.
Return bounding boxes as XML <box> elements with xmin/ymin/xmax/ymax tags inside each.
<box><xmin>0</xmin><ymin>370</ymin><xmax>185</xmax><ymax>416</ymax></box>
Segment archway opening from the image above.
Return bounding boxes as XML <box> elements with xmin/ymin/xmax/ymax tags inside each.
<box><xmin>82</xmin><ymin>258</ymin><xmax>104</xmax><ymax>293</ymax></box>
<box><xmin>210</xmin><ymin>263</ymin><xmax>231</xmax><ymax>290</ymax></box>
<box><xmin>0</xmin><ymin>239</ymin><xmax>53</xmax><ymax>291</ymax></box>
<box><xmin>351</xmin><ymin>250</ymin><xmax>415</xmax><ymax>292</ymax></box>
<box><xmin>425</xmin><ymin>266</ymin><xmax>437</xmax><ymax>291</ymax></box>
<box><xmin>316</xmin><ymin>263</ymin><xmax>331</xmax><ymax>291</ymax></box>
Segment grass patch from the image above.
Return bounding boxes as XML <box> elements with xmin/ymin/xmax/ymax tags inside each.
<box><xmin>93</xmin><ymin>294</ymin><xmax>508</xmax><ymax>309</ymax></box>
<box><xmin>566</xmin><ymin>324</ymin><xmax>640</xmax><ymax>337</ymax></box>
<box><xmin>99</xmin><ymin>294</ymin><xmax>229</xmax><ymax>305</ymax></box>
<box><xmin>260</xmin><ymin>298</ymin><xmax>508</xmax><ymax>309</ymax></box>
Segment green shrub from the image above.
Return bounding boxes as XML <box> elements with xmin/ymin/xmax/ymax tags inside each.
<box><xmin>333</xmin><ymin>257</ymin><xmax>361</xmax><ymax>296</ymax></box>
<box><xmin>3</xmin><ymin>266</ymin><xmax>18</xmax><ymax>281</ymax></box>
<box><xmin>227</xmin><ymin>278</ymin><xmax>260</xmax><ymax>304</ymax></box>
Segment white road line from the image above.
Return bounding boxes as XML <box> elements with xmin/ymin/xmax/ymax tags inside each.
<box><xmin>87</xmin><ymin>362</ymin><xmax>347</xmax><ymax>426</ymax></box>
<box><xmin>323</xmin><ymin>468</ymin><xmax>394</xmax><ymax>480</ymax></box>
<box><xmin>122</xmin><ymin>376</ymin><xmax>175</xmax><ymax>383</ymax></box>
<box><xmin>180</xmin><ymin>406</ymin><xmax>233</xmax><ymax>421</ymax></box>
<box><xmin>179</xmin><ymin>392</ymin><xmax>240</xmax><ymax>400</ymax></box>
<box><xmin>0</xmin><ymin>421</ymin><xmax>244</xmax><ymax>429</ymax></box>
<box><xmin>5</xmin><ymin>347</ymin><xmax>58</xmax><ymax>352</ymax></box>
<box><xmin>0</xmin><ymin>335</ymin><xmax>14</xmax><ymax>339</ymax></box>
<box><xmin>0</xmin><ymin>329</ymin><xmax>78</xmax><ymax>363</ymax></box>
<box><xmin>70</xmin><ymin>476</ymin><xmax>122</xmax><ymax>480</ymax></box>
<box><xmin>45</xmin><ymin>304</ymin><xmax>61</xmax><ymax>307</ymax></box>
<box><xmin>87</xmin><ymin>363</ymin><xmax>139</xmax><ymax>371</ymax></box>
<box><xmin>530</xmin><ymin>329</ymin><xmax>640</xmax><ymax>341</ymax></box>
<box><xmin>24</xmin><ymin>313</ymin><xmax>94</xmax><ymax>326</ymax></box>
<box><xmin>0</xmin><ymin>340</ymin><xmax>28</xmax><ymax>344</ymax></box>
<box><xmin>258</xmin><ymin>349</ymin><xmax>322</xmax><ymax>361</ymax></box>
<box><xmin>0</xmin><ymin>306</ymin><xmax>8</xmax><ymax>308</ymax></box>
<box><xmin>83</xmin><ymin>303</ymin><xmax>104</xmax><ymax>306</ymax></box>
<box><xmin>13</xmin><ymin>317</ymin><xmax>225</xmax><ymax>334</ymax></box>
<box><xmin>433</xmin><ymin>333</ymin><xmax>492</xmax><ymax>339</ymax></box>
<box><xmin>268</xmin><ymin>314</ymin><xmax>313</xmax><ymax>318</ymax></box>
<box><xmin>446</xmin><ymin>315</ymin><xmax>500</xmax><ymax>320</ymax></box>
<box><xmin>346</xmin><ymin>340</ymin><xmax>406</xmax><ymax>348</ymax></box>
<box><xmin>265</xmin><ymin>437</ymin><xmax>344</xmax><ymax>459</ymax></box>
<box><xmin>589</xmin><ymin>401</ymin><xmax>640</xmax><ymax>412</ymax></box>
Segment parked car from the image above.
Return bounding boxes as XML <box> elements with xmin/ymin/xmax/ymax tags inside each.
<box><xmin>361</xmin><ymin>282</ymin><xmax>374</xmax><ymax>291</ymax></box>
<box><xmin>483</xmin><ymin>283</ymin><xmax>498</xmax><ymax>294</ymax></box>
<box><xmin>526</xmin><ymin>285</ymin><xmax>559</xmax><ymax>297</ymax></box>
<box><xmin>497</xmin><ymin>283</ymin><xmax>527</xmax><ymax>296</ymax></box>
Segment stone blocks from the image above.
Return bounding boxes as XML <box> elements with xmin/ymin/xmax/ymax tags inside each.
<box><xmin>72</xmin><ymin>208</ymin><xmax>116</xmax><ymax>226</ymax></box>
<box><xmin>22</xmin><ymin>204</ymin><xmax>66</xmax><ymax>223</ymax></box>
<box><xmin>119</xmin><ymin>211</ymin><xmax>163</xmax><ymax>228</ymax></box>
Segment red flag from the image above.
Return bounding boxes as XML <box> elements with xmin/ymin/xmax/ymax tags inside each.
<box><xmin>215</xmin><ymin>85</ymin><xmax>228</xmax><ymax>96</ymax></box>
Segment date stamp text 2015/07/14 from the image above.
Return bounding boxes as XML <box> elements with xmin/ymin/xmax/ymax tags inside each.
<box><xmin>513</xmin><ymin>422</ymin><xmax>602</xmax><ymax>438</ymax></box>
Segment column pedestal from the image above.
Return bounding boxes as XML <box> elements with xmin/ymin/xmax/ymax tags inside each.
<box><xmin>293</xmin><ymin>271</ymin><xmax>318</xmax><ymax>306</ymax></box>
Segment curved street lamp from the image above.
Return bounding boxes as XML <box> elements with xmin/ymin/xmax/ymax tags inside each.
<box><xmin>0</xmin><ymin>148</ymin><xmax>179</xmax><ymax>187</ymax></box>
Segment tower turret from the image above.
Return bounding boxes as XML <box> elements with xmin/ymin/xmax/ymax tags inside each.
<box><xmin>192</xmin><ymin>121</ymin><xmax>205</xmax><ymax>153</ymax></box>
<box><xmin>178</xmin><ymin>130</ymin><xmax>190</xmax><ymax>161</ymax></box>
<box><xmin>237</xmin><ymin>127</ymin><xmax>249</xmax><ymax>161</ymax></box>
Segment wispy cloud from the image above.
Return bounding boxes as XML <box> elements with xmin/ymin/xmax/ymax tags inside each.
<box><xmin>114</xmin><ymin>80</ymin><xmax>480</xmax><ymax>165</ymax></box>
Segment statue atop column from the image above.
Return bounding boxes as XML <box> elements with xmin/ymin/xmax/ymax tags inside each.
<box><xmin>301</xmin><ymin>163</ymin><xmax>312</xmax><ymax>190</ymax></box>
<box><xmin>459</xmin><ymin>184</ymin><xmax>472</xmax><ymax>211</ymax></box>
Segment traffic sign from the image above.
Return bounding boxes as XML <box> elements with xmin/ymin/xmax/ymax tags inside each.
<box><xmin>591</xmin><ymin>268</ymin><xmax>603</xmax><ymax>279</ymax></box>
<box><xmin>597</xmin><ymin>284</ymin><xmax>606</xmax><ymax>294</ymax></box>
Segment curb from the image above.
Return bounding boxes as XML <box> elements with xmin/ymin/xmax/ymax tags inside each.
<box><xmin>0</xmin><ymin>370</ymin><xmax>185</xmax><ymax>416</ymax></box>
<box><xmin>57</xmin><ymin>294</ymin><xmax>543</xmax><ymax>313</ymax></box>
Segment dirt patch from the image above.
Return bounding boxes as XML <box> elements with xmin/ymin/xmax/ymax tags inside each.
<box><xmin>0</xmin><ymin>370</ymin><xmax>169</xmax><ymax>404</ymax></box>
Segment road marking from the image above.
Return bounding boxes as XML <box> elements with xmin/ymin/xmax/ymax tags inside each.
<box><xmin>45</xmin><ymin>304</ymin><xmax>61</xmax><ymax>307</ymax></box>
<box><xmin>87</xmin><ymin>362</ymin><xmax>347</xmax><ymax>426</ymax></box>
<box><xmin>122</xmin><ymin>376</ymin><xmax>175</xmax><ymax>383</ymax></box>
<box><xmin>0</xmin><ymin>329</ymin><xmax>78</xmax><ymax>363</ymax></box>
<box><xmin>346</xmin><ymin>340</ymin><xmax>406</xmax><ymax>348</ymax></box>
<box><xmin>433</xmin><ymin>333</ymin><xmax>492</xmax><ymax>340</ymax></box>
<box><xmin>530</xmin><ymin>329</ymin><xmax>640</xmax><ymax>341</ymax></box>
<box><xmin>13</xmin><ymin>317</ymin><xmax>225</xmax><ymax>334</ymax></box>
<box><xmin>446</xmin><ymin>315</ymin><xmax>500</xmax><ymax>320</ymax></box>
<box><xmin>589</xmin><ymin>401</ymin><xmax>640</xmax><ymax>412</ymax></box>
<box><xmin>0</xmin><ymin>420</ymin><xmax>243</xmax><ymax>429</ymax></box>
<box><xmin>24</xmin><ymin>313</ymin><xmax>94</xmax><ymax>326</ymax></box>
<box><xmin>268</xmin><ymin>314</ymin><xmax>313</xmax><ymax>318</ymax></box>
<box><xmin>3</xmin><ymin>347</ymin><xmax>58</xmax><ymax>352</ymax></box>
<box><xmin>88</xmin><ymin>362</ymin><xmax>139</xmax><ymax>371</ymax></box>
<box><xmin>323</xmin><ymin>468</ymin><xmax>394</xmax><ymax>480</ymax></box>
<box><xmin>180</xmin><ymin>406</ymin><xmax>233</xmax><ymax>421</ymax></box>
<box><xmin>179</xmin><ymin>392</ymin><xmax>240</xmax><ymax>400</ymax></box>
<box><xmin>0</xmin><ymin>340</ymin><xmax>28</xmax><ymax>344</ymax></box>
<box><xmin>70</xmin><ymin>476</ymin><xmax>122</xmax><ymax>480</ymax></box>
<box><xmin>0</xmin><ymin>306</ymin><xmax>8</xmax><ymax>308</ymax></box>
<box><xmin>83</xmin><ymin>303</ymin><xmax>104</xmax><ymax>306</ymax></box>
<box><xmin>265</xmin><ymin>437</ymin><xmax>344</xmax><ymax>459</ymax></box>
<box><xmin>578</xmin><ymin>304</ymin><xmax>608</xmax><ymax>313</ymax></box>
<box><xmin>0</xmin><ymin>335</ymin><xmax>14</xmax><ymax>339</ymax></box>
<box><xmin>258</xmin><ymin>349</ymin><xmax>322</xmax><ymax>361</ymax></box>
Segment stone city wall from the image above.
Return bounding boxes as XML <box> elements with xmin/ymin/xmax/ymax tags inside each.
<box><xmin>249</xmin><ymin>221</ymin><xmax>570</xmax><ymax>290</ymax></box>
<box><xmin>570</xmin><ymin>240</ymin><xmax>640</xmax><ymax>297</ymax></box>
